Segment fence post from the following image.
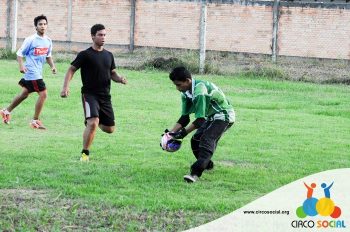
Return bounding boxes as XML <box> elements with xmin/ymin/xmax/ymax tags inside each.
<box><xmin>199</xmin><ymin>0</ymin><xmax>207</xmax><ymax>74</ymax></box>
<box><xmin>11</xmin><ymin>0</ymin><xmax>18</xmax><ymax>52</ymax></box>
<box><xmin>6</xmin><ymin>0</ymin><xmax>11</xmax><ymax>50</ymax></box>
<box><xmin>67</xmin><ymin>0</ymin><xmax>73</xmax><ymax>51</ymax></box>
<box><xmin>272</xmin><ymin>0</ymin><xmax>280</xmax><ymax>63</ymax></box>
<box><xmin>67</xmin><ymin>0</ymin><xmax>72</xmax><ymax>45</ymax></box>
<box><xmin>129</xmin><ymin>0</ymin><xmax>136</xmax><ymax>53</ymax></box>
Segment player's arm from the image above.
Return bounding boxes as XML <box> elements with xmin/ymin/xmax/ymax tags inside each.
<box><xmin>16</xmin><ymin>37</ymin><xmax>31</xmax><ymax>73</ymax></box>
<box><xmin>46</xmin><ymin>57</ymin><xmax>56</xmax><ymax>74</ymax></box>
<box><xmin>182</xmin><ymin>123</ymin><xmax>197</xmax><ymax>135</ymax></box>
<box><xmin>60</xmin><ymin>65</ymin><xmax>77</xmax><ymax>98</ymax></box>
<box><xmin>17</xmin><ymin>56</ymin><xmax>27</xmax><ymax>73</ymax></box>
<box><xmin>169</xmin><ymin>123</ymin><xmax>183</xmax><ymax>134</ymax></box>
<box><xmin>169</xmin><ymin>114</ymin><xmax>190</xmax><ymax>132</ymax></box>
<box><xmin>111</xmin><ymin>69</ymin><xmax>127</xmax><ymax>84</ymax></box>
<box><xmin>179</xmin><ymin>90</ymin><xmax>207</xmax><ymax>136</ymax></box>
<box><xmin>187</xmin><ymin>118</ymin><xmax>205</xmax><ymax>133</ymax></box>
<box><xmin>169</xmin><ymin>117</ymin><xmax>205</xmax><ymax>139</ymax></box>
<box><xmin>170</xmin><ymin>91</ymin><xmax>207</xmax><ymax>139</ymax></box>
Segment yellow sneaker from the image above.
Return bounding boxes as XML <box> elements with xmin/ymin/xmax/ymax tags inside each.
<box><xmin>80</xmin><ymin>153</ymin><xmax>89</xmax><ymax>162</ymax></box>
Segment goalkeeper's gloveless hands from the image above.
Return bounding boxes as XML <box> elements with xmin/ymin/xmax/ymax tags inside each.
<box><xmin>169</xmin><ymin>128</ymin><xmax>188</xmax><ymax>139</ymax></box>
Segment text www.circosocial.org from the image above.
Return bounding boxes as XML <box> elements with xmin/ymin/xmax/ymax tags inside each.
<box><xmin>243</xmin><ymin>210</ymin><xmax>290</xmax><ymax>215</ymax></box>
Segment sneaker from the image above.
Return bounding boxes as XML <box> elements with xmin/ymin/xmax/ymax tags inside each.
<box><xmin>80</xmin><ymin>153</ymin><xmax>90</xmax><ymax>162</ymax></box>
<box><xmin>0</xmin><ymin>109</ymin><xmax>11</xmax><ymax>124</ymax></box>
<box><xmin>30</xmin><ymin>119</ymin><xmax>46</xmax><ymax>129</ymax></box>
<box><xmin>184</xmin><ymin>174</ymin><xmax>199</xmax><ymax>183</ymax></box>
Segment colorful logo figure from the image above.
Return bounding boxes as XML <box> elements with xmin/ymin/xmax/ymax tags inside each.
<box><xmin>296</xmin><ymin>182</ymin><xmax>342</xmax><ymax>219</ymax></box>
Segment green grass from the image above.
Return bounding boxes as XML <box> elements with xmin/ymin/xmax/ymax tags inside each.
<box><xmin>0</xmin><ymin>60</ymin><xmax>350</xmax><ymax>231</ymax></box>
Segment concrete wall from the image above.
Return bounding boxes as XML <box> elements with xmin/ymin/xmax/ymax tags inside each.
<box><xmin>1</xmin><ymin>0</ymin><xmax>349</xmax><ymax>59</ymax></box>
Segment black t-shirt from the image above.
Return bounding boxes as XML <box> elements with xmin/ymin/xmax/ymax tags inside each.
<box><xmin>71</xmin><ymin>47</ymin><xmax>116</xmax><ymax>95</ymax></box>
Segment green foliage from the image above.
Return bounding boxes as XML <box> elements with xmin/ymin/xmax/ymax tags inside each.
<box><xmin>0</xmin><ymin>60</ymin><xmax>350</xmax><ymax>230</ymax></box>
<box><xmin>140</xmin><ymin>56</ymin><xmax>219</xmax><ymax>74</ymax></box>
<box><xmin>322</xmin><ymin>77</ymin><xmax>350</xmax><ymax>85</ymax></box>
<box><xmin>0</xmin><ymin>49</ymin><xmax>17</xmax><ymax>60</ymax></box>
<box><xmin>113</xmin><ymin>48</ymin><xmax>350</xmax><ymax>84</ymax></box>
<box><xmin>243</xmin><ymin>64</ymin><xmax>288</xmax><ymax>80</ymax></box>
<box><xmin>137</xmin><ymin>49</ymin><xmax>219</xmax><ymax>74</ymax></box>
<box><xmin>53</xmin><ymin>51</ymin><xmax>77</xmax><ymax>63</ymax></box>
<box><xmin>141</xmin><ymin>57</ymin><xmax>185</xmax><ymax>71</ymax></box>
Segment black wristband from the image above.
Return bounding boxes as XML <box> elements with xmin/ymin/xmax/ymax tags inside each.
<box><xmin>177</xmin><ymin>115</ymin><xmax>190</xmax><ymax>127</ymax></box>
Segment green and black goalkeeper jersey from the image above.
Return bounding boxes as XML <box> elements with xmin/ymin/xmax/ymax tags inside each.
<box><xmin>181</xmin><ymin>79</ymin><xmax>235</xmax><ymax>123</ymax></box>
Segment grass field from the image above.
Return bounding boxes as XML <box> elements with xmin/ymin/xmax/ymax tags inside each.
<box><xmin>0</xmin><ymin>60</ymin><xmax>349</xmax><ymax>231</ymax></box>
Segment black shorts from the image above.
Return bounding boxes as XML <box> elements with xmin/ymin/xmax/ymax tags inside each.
<box><xmin>81</xmin><ymin>93</ymin><xmax>115</xmax><ymax>126</ymax></box>
<box><xmin>19</xmin><ymin>78</ymin><xmax>46</xmax><ymax>93</ymax></box>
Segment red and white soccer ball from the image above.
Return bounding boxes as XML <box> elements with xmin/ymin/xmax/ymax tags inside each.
<box><xmin>160</xmin><ymin>133</ymin><xmax>182</xmax><ymax>152</ymax></box>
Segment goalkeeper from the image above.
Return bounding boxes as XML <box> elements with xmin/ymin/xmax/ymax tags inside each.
<box><xmin>167</xmin><ymin>66</ymin><xmax>235</xmax><ymax>183</ymax></box>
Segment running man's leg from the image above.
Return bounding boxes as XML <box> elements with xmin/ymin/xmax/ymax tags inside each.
<box><xmin>98</xmin><ymin>94</ymin><xmax>115</xmax><ymax>134</ymax></box>
<box><xmin>33</xmin><ymin>89</ymin><xmax>47</xmax><ymax>120</ymax></box>
<box><xmin>83</xmin><ymin>117</ymin><xmax>99</xmax><ymax>150</ymax></box>
<box><xmin>1</xmin><ymin>88</ymin><xmax>29</xmax><ymax>124</ymax></box>
<box><xmin>99</xmin><ymin>124</ymin><xmax>115</xmax><ymax>133</ymax></box>
<box><xmin>6</xmin><ymin>87</ymin><xmax>30</xmax><ymax>112</ymax></box>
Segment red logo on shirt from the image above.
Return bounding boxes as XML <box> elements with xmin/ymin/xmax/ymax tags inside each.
<box><xmin>34</xmin><ymin>47</ymin><xmax>49</xmax><ymax>56</ymax></box>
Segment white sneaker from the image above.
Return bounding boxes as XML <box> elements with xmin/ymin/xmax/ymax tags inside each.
<box><xmin>30</xmin><ymin>119</ymin><xmax>46</xmax><ymax>129</ymax></box>
<box><xmin>184</xmin><ymin>174</ymin><xmax>199</xmax><ymax>183</ymax></box>
<box><xmin>0</xmin><ymin>109</ymin><xmax>11</xmax><ymax>124</ymax></box>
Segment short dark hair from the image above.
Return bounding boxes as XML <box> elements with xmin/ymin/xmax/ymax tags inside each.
<box><xmin>91</xmin><ymin>24</ymin><xmax>105</xmax><ymax>35</ymax></box>
<box><xmin>169</xmin><ymin>66</ymin><xmax>192</xmax><ymax>82</ymax></box>
<box><xmin>34</xmin><ymin>15</ymin><xmax>48</xmax><ymax>26</ymax></box>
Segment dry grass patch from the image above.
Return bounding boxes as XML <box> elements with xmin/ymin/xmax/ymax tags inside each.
<box><xmin>0</xmin><ymin>189</ymin><xmax>220</xmax><ymax>231</ymax></box>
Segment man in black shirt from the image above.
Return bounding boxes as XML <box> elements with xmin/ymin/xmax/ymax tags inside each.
<box><xmin>60</xmin><ymin>24</ymin><xmax>127</xmax><ymax>161</ymax></box>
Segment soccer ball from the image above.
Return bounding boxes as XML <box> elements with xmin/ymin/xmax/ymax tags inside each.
<box><xmin>160</xmin><ymin>132</ymin><xmax>182</xmax><ymax>152</ymax></box>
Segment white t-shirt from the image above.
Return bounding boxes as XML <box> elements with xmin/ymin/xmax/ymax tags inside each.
<box><xmin>16</xmin><ymin>33</ymin><xmax>53</xmax><ymax>80</ymax></box>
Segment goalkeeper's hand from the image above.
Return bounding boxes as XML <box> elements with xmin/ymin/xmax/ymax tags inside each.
<box><xmin>161</xmin><ymin>129</ymin><xmax>169</xmax><ymax>137</ymax></box>
<box><xmin>160</xmin><ymin>129</ymin><xmax>169</xmax><ymax>149</ymax></box>
<box><xmin>169</xmin><ymin>128</ymin><xmax>188</xmax><ymax>139</ymax></box>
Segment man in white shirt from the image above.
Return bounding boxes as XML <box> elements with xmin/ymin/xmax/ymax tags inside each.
<box><xmin>1</xmin><ymin>14</ymin><xmax>56</xmax><ymax>129</ymax></box>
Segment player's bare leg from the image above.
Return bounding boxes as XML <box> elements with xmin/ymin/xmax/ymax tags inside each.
<box><xmin>81</xmin><ymin>117</ymin><xmax>99</xmax><ymax>161</ymax></box>
<box><xmin>33</xmin><ymin>89</ymin><xmax>47</xmax><ymax>120</ymax></box>
<box><xmin>7</xmin><ymin>87</ymin><xmax>30</xmax><ymax>112</ymax></box>
<box><xmin>1</xmin><ymin>88</ymin><xmax>29</xmax><ymax>124</ymax></box>
<box><xmin>30</xmin><ymin>89</ymin><xmax>47</xmax><ymax>129</ymax></box>
<box><xmin>99</xmin><ymin>124</ymin><xmax>115</xmax><ymax>133</ymax></box>
<box><xmin>84</xmin><ymin>117</ymin><xmax>99</xmax><ymax>150</ymax></box>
